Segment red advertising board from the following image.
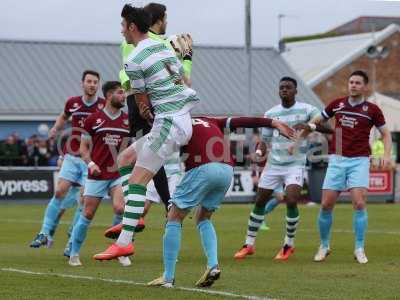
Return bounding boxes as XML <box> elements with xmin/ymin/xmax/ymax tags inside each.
<box><xmin>368</xmin><ymin>170</ymin><xmax>393</xmax><ymax>194</ymax></box>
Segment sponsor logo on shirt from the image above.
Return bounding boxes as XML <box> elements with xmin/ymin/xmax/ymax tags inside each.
<box><xmin>332</xmin><ymin>102</ymin><xmax>345</xmax><ymax>112</ymax></box>
<box><xmin>339</xmin><ymin>115</ymin><xmax>358</xmax><ymax>128</ymax></box>
<box><xmin>69</xmin><ymin>102</ymin><xmax>82</xmax><ymax>113</ymax></box>
<box><xmin>92</xmin><ymin>118</ymin><xmax>105</xmax><ymax>130</ymax></box>
<box><xmin>122</xmin><ymin>118</ymin><xmax>129</xmax><ymax>128</ymax></box>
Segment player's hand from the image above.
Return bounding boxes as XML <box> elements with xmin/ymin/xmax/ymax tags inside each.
<box><xmin>288</xmin><ymin>143</ymin><xmax>296</xmax><ymax>155</ymax></box>
<box><xmin>89</xmin><ymin>163</ymin><xmax>101</xmax><ymax>176</ymax></box>
<box><xmin>293</xmin><ymin>123</ymin><xmax>310</xmax><ymax>132</ymax></box>
<box><xmin>380</xmin><ymin>155</ymin><xmax>391</xmax><ymax>170</ymax></box>
<box><xmin>56</xmin><ymin>156</ymin><xmax>63</xmax><ymax>168</ymax></box>
<box><xmin>49</xmin><ymin>127</ymin><xmax>58</xmax><ymax>139</ymax></box>
<box><xmin>170</xmin><ymin>34</ymin><xmax>193</xmax><ymax>60</ymax></box>
<box><xmin>272</xmin><ymin>120</ymin><xmax>295</xmax><ymax>140</ymax></box>
<box><xmin>138</xmin><ymin>101</ymin><xmax>154</xmax><ymax>124</ymax></box>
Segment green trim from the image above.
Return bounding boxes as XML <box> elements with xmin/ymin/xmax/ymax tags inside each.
<box><xmin>124</xmin><ymin>212</ymin><xmax>142</xmax><ymax>219</ymax></box>
<box><xmin>132</xmin><ymin>44</ymin><xmax>169</xmax><ymax>64</ymax></box>
<box><xmin>150</xmin><ymin>85</ymin><xmax>186</xmax><ymax>101</ymax></box>
<box><xmin>123</xmin><ymin>224</ymin><xmax>136</xmax><ymax>232</ymax></box>
<box><xmin>149</xmin><ymin>117</ymin><xmax>173</xmax><ymax>152</ymax></box>
<box><xmin>119</xmin><ymin>166</ymin><xmax>133</xmax><ymax>176</ymax></box>
<box><xmin>126</xmin><ymin>200</ymin><xmax>146</xmax><ymax>207</ymax></box>
<box><xmin>154</xmin><ymin>96</ymin><xmax>199</xmax><ymax>114</ymax></box>
<box><xmin>128</xmin><ymin>184</ymin><xmax>147</xmax><ymax>196</ymax></box>
<box><xmin>143</xmin><ymin>57</ymin><xmax>178</xmax><ymax>78</ymax></box>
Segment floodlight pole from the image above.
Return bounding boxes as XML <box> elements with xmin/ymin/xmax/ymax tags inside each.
<box><xmin>245</xmin><ymin>0</ymin><xmax>252</xmax><ymax>115</ymax></box>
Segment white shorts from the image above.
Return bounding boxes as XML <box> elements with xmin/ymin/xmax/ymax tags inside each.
<box><xmin>129</xmin><ymin>113</ymin><xmax>192</xmax><ymax>174</ymax></box>
<box><xmin>258</xmin><ymin>166</ymin><xmax>304</xmax><ymax>190</ymax></box>
<box><xmin>146</xmin><ymin>173</ymin><xmax>183</xmax><ymax>203</ymax></box>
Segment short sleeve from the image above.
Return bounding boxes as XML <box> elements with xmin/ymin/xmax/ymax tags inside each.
<box><xmin>215</xmin><ymin>117</ymin><xmax>228</xmax><ymax>130</ymax></box>
<box><xmin>82</xmin><ymin>115</ymin><xmax>94</xmax><ymax>139</ymax></box>
<box><xmin>321</xmin><ymin>100</ymin><xmax>338</xmax><ymax>119</ymax></box>
<box><xmin>372</xmin><ymin>105</ymin><xmax>386</xmax><ymax>129</ymax></box>
<box><xmin>261</xmin><ymin>110</ymin><xmax>273</xmax><ymax>141</ymax></box>
<box><xmin>307</xmin><ymin>104</ymin><xmax>320</xmax><ymax>120</ymax></box>
<box><xmin>124</xmin><ymin>61</ymin><xmax>146</xmax><ymax>94</ymax></box>
<box><xmin>64</xmin><ymin>98</ymin><xmax>73</xmax><ymax>117</ymax></box>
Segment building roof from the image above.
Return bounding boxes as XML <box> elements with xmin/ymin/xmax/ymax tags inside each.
<box><xmin>282</xmin><ymin>24</ymin><xmax>400</xmax><ymax>88</ymax></box>
<box><xmin>329</xmin><ymin>16</ymin><xmax>400</xmax><ymax>35</ymax></box>
<box><xmin>369</xmin><ymin>93</ymin><xmax>400</xmax><ymax>132</ymax></box>
<box><xmin>0</xmin><ymin>39</ymin><xmax>322</xmax><ymax>120</ymax></box>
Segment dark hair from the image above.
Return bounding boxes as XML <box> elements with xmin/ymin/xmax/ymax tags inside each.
<box><xmin>144</xmin><ymin>3</ymin><xmax>166</xmax><ymax>26</ymax></box>
<box><xmin>349</xmin><ymin>70</ymin><xmax>369</xmax><ymax>84</ymax></box>
<box><xmin>82</xmin><ymin>70</ymin><xmax>100</xmax><ymax>82</ymax></box>
<box><xmin>121</xmin><ymin>4</ymin><xmax>151</xmax><ymax>33</ymax></box>
<box><xmin>280</xmin><ymin>76</ymin><xmax>297</xmax><ymax>88</ymax></box>
<box><xmin>102</xmin><ymin>81</ymin><xmax>121</xmax><ymax>98</ymax></box>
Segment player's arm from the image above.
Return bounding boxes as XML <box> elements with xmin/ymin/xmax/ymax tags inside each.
<box><xmin>374</xmin><ymin>106</ymin><xmax>392</xmax><ymax>169</ymax></box>
<box><xmin>49</xmin><ymin>111</ymin><xmax>69</xmax><ymax>139</ymax></box>
<box><xmin>379</xmin><ymin>126</ymin><xmax>392</xmax><ymax>169</ymax></box>
<box><xmin>135</xmin><ymin>93</ymin><xmax>154</xmax><ymax>123</ymax></box>
<box><xmin>226</xmin><ymin>117</ymin><xmax>295</xmax><ymax>139</ymax></box>
<box><xmin>169</xmin><ymin>34</ymin><xmax>193</xmax><ymax>78</ymax></box>
<box><xmin>80</xmin><ymin>119</ymin><xmax>101</xmax><ymax>175</ymax></box>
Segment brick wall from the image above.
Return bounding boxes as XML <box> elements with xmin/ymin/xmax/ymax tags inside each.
<box><xmin>313</xmin><ymin>32</ymin><xmax>400</xmax><ymax>105</ymax></box>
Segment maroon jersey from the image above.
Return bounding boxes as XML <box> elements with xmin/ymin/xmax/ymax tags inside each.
<box><xmin>63</xmin><ymin>96</ymin><xmax>105</xmax><ymax>155</ymax></box>
<box><xmin>322</xmin><ymin>97</ymin><xmax>386</xmax><ymax>157</ymax></box>
<box><xmin>182</xmin><ymin>117</ymin><xmax>233</xmax><ymax>171</ymax></box>
<box><xmin>83</xmin><ymin>110</ymin><xmax>130</xmax><ymax>180</ymax></box>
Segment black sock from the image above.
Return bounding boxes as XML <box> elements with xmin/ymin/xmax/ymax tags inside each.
<box><xmin>153</xmin><ymin>167</ymin><xmax>170</xmax><ymax>211</ymax></box>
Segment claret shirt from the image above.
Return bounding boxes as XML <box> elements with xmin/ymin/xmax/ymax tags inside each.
<box><xmin>322</xmin><ymin>97</ymin><xmax>386</xmax><ymax>157</ymax></box>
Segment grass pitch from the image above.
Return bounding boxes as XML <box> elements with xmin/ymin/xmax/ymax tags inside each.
<box><xmin>1</xmin><ymin>202</ymin><xmax>400</xmax><ymax>300</ymax></box>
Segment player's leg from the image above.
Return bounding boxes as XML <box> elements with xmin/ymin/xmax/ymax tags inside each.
<box><xmin>69</xmin><ymin>179</ymin><xmax>105</xmax><ymax>266</ymax></box>
<box><xmin>347</xmin><ymin>156</ymin><xmax>370</xmax><ymax>263</ymax></box>
<box><xmin>94</xmin><ymin>139</ymin><xmax>159</xmax><ymax>259</ymax></box>
<box><xmin>314</xmin><ymin>155</ymin><xmax>345</xmax><ymax>261</ymax></box>
<box><xmin>195</xmin><ymin>163</ymin><xmax>233</xmax><ymax>287</ymax></box>
<box><xmin>110</xmin><ymin>182</ymin><xmax>133</xmax><ymax>267</ymax></box>
<box><xmin>153</xmin><ymin>167</ymin><xmax>171</xmax><ymax>211</ymax></box>
<box><xmin>64</xmin><ymin>193</ymin><xmax>84</xmax><ymax>257</ymax></box>
<box><xmin>234</xmin><ymin>167</ymin><xmax>278</xmax><ymax>259</ymax></box>
<box><xmin>64</xmin><ymin>159</ymin><xmax>88</xmax><ymax>255</ymax></box>
<box><xmin>261</xmin><ymin>186</ymin><xmax>285</xmax><ymax>231</ymax></box>
<box><xmin>97</xmin><ymin>115</ymin><xmax>192</xmax><ymax>260</ymax></box>
<box><xmin>149</xmin><ymin>163</ymin><xmax>208</xmax><ymax>287</ymax></box>
<box><xmin>30</xmin><ymin>177</ymin><xmax>72</xmax><ymax>248</ymax></box>
<box><xmin>274</xmin><ymin>183</ymin><xmax>301</xmax><ymax>261</ymax></box>
<box><xmin>47</xmin><ymin>186</ymin><xmax>80</xmax><ymax>248</ymax></box>
<box><xmin>350</xmin><ymin>188</ymin><xmax>368</xmax><ymax>263</ymax></box>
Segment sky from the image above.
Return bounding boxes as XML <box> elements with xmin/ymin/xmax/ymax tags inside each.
<box><xmin>0</xmin><ymin>0</ymin><xmax>399</xmax><ymax>47</ymax></box>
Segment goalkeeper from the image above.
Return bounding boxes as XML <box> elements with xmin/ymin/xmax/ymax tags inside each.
<box><xmin>119</xmin><ymin>2</ymin><xmax>193</xmax><ymax>215</ymax></box>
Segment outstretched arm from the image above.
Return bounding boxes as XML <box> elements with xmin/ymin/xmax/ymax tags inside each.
<box><xmin>227</xmin><ymin>117</ymin><xmax>295</xmax><ymax>140</ymax></box>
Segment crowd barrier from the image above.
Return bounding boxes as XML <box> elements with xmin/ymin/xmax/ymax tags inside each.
<box><xmin>0</xmin><ymin>167</ymin><xmax>396</xmax><ymax>203</ymax></box>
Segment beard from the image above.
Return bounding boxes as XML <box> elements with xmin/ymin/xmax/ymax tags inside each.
<box><xmin>111</xmin><ymin>100</ymin><xmax>124</xmax><ymax>109</ymax></box>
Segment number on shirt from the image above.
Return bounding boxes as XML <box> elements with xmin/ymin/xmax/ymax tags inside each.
<box><xmin>192</xmin><ymin>118</ymin><xmax>210</xmax><ymax>128</ymax></box>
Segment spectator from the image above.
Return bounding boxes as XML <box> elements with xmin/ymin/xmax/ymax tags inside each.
<box><xmin>0</xmin><ymin>134</ymin><xmax>22</xmax><ymax>165</ymax></box>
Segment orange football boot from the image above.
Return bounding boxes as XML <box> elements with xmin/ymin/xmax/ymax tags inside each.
<box><xmin>104</xmin><ymin>223</ymin><xmax>123</xmax><ymax>239</ymax></box>
<box><xmin>274</xmin><ymin>245</ymin><xmax>295</xmax><ymax>261</ymax></box>
<box><xmin>93</xmin><ymin>243</ymin><xmax>134</xmax><ymax>260</ymax></box>
<box><xmin>234</xmin><ymin>245</ymin><xmax>255</xmax><ymax>259</ymax></box>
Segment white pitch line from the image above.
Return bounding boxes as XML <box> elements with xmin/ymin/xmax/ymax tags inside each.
<box><xmin>0</xmin><ymin>267</ymin><xmax>274</xmax><ymax>300</ymax></box>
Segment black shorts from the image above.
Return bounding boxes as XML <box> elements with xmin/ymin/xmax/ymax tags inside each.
<box><xmin>127</xmin><ymin>94</ymin><xmax>152</xmax><ymax>137</ymax></box>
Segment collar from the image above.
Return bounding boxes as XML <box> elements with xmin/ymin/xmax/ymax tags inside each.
<box><xmin>103</xmin><ymin>107</ymin><xmax>121</xmax><ymax>120</ymax></box>
<box><xmin>348</xmin><ymin>96</ymin><xmax>365</xmax><ymax>107</ymax></box>
<box><xmin>81</xmin><ymin>96</ymin><xmax>97</xmax><ymax>107</ymax></box>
